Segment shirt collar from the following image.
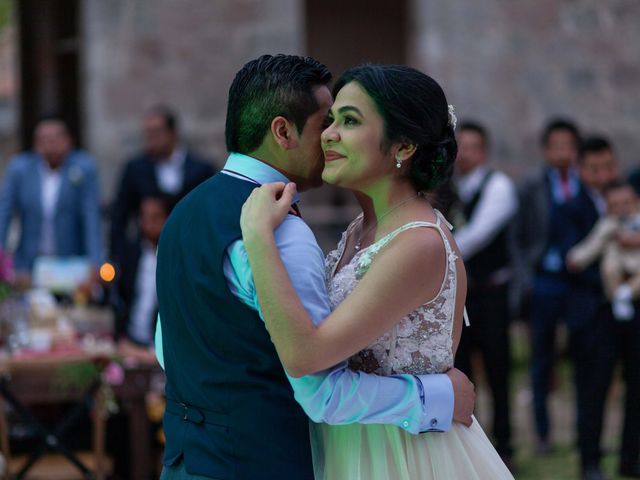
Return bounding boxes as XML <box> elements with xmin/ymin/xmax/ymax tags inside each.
<box><xmin>546</xmin><ymin>166</ymin><xmax>580</xmax><ymax>204</ymax></box>
<box><xmin>160</xmin><ymin>146</ymin><xmax>186</xmax><ymax>167</ymax></box>
<box><xmin>140</xmin><ymin>239</ymin><xmax>157</xmax><ymax>253</ymax></box>
<box><xmin>223</xmin><ymin>153</ymin><xmax>301</xmax><ymax>203</ymax></box>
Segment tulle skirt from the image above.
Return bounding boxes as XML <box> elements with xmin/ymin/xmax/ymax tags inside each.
<box><xmin>311</xmin><ymin>416</ymin><xmax>513</xmax><ymax>479</ymax></box>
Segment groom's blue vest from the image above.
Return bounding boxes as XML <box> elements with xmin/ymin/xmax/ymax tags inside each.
<box><xmin>157</xmin><ymin>173</ymin><xmax>313</xmax><ymax>479</ymax></box>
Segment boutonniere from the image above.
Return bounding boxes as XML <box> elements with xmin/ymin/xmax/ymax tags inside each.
<box><xmin>69</xmin><ymin>165</ymin><xmax>84</xmax><ymax>185</ymax></box>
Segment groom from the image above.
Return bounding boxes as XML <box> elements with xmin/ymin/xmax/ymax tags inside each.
<box><xmin>155</xmin><ymin>54</ymin><xmax>475</xmax><ymax>480</ymax></box>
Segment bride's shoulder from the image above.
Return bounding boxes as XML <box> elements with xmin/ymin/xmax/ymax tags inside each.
<box><xmin>361</xmin><ymin>225</ymin><xmax>448</xmax><ymax>278</ymax></box>
<box><xmin>384</xmin><ymin>225</ymin><xmax>447</xmax><ymax>259</ymax></box>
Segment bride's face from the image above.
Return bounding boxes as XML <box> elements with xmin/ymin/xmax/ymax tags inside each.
<box><xmin>321</xmin><ymin>82</ymin><xmax>396</xmax><ymax>190</ymax></box>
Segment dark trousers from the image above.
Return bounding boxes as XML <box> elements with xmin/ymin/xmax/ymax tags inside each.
<box><xmin>529</xmin><ymin>287</ymin><xmax>569</xmax><ymax>442</ymax></box>
<box><xmin>570</xmin><ymin>312</ymin><xmax>609</xmax><ymax>468</ymax></box>
<box><xmin>530</xmin><ymin>284</ymin><xmax>611</xmax><ymax>467</ymax></box>
<box><xmin>455</xmin><ymin>282</ymin><xmax>512</xmax><ymax>456</ymax></box>
<box><xmin>598</xmin><ymin>306</ymin><xmax>640</xmax><ymax>467</ymax></box>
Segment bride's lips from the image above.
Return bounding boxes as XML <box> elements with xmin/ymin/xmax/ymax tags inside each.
<box><xmin>324</xmin><ymin>150</ymin><xmax>346</xmax><ymax>162</ymax></box>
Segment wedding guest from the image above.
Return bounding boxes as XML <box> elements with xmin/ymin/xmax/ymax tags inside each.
<box><xmin>515</xmin><ymin>118</ymin><xmax>581</xmax><ymax>454</ymax></box>
<box><xmin>112</xmin><ymin>194</ymin><xmax>171</xmax><ymax>349</ymax></box>
<box><xmin>0</xmin><ymin>115</ymin><xmax>103</xmax><ymax>278</ymax></box>
<box><xmin>109</xmin><ymin>105</ymin><xmax>215</xmax><ymax>265</ymax></box>
<box><xmin>567</xmin><ymin>180</ymin><xmax>640</xmax><ymax>320</ymax></box>
<box><xmin>563</xmin><ymin>138</ymin><xmax>640</xmax><ymax>479</ymax></box>
<box><xmin>560</xmin><ymin>136</ymin><xmax>620</xmax><ymax>480</ymax></box>
<box><xmin>451</xmin><ymin>121</ymin><xmax>517</xmax><ymax>464</ymax></box>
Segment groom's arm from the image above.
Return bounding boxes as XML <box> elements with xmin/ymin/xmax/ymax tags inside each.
<box><xmin>232</xmin><ymin>215</ymin><xmax>455</xmax><ymax>434</ymax></box>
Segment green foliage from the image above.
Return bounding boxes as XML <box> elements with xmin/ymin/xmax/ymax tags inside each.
<box><xmin>0</xmin><ymin>282</ymin><xmax>10</xmax><ymax>303</ymax></box>
<box><xmin>56</xmin><ymin>362</ymin><xmax>102</xmax><ymax>392</ymax></box>
<box><xmin>0</xmin><ymin>0</ymin><xmax>12</xmax><ymax>32</ymax></box>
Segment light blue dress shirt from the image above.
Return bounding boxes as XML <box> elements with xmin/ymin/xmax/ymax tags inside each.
<box><xmin>156</xmin><ymin>153</ymin><xmax>454</xmax><ymax>434</ymax></box>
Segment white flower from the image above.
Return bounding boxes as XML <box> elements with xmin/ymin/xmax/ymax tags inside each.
<box><xmin>69</xmin><ymin>166</ymin><xmax>84</xmax><ymax>185</ymax></box>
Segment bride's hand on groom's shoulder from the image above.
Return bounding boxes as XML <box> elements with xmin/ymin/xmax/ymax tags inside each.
<box><xmin>241</xmin><ymin>182</ymin><xmax>298</xmax><ymax>242</ymax></box>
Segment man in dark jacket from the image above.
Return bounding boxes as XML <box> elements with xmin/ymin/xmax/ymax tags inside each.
<box><xmin>110</xmin><ymin>106</ymin><xmax>215</xmax><ymax>265</ymax></box>
<box><xmin>515</xmin><ymin>118</ymin><xmax>582</xmax><ymax>454</ymax></box>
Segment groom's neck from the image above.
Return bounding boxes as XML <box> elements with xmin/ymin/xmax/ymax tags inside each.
<box><xmin>247</xmin><ymin>145</ymin><xmax>307</xmax><ymax>189</ymax></box>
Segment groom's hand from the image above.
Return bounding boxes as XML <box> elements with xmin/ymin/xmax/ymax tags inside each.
<box><xmin>446</xmin><ymin>368</ymin><xmax>475</xmax><ymax>427</ymax></box>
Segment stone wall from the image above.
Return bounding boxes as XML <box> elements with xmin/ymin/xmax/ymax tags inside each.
<box><xmin>2</xmin><ymin>0</ymin><xmax>639</xmax><ymax>211</ymax></box>
<box><xmin>82</xmin><ymin>0</ymin><xmax>304</xmax><ymax>199</ymax></box>
<box><xmin>409</xmin><ymin>0</ymin><xmax>640</xmax><ymax>177</ymax></box>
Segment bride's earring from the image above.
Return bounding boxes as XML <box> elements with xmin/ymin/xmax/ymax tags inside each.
<box><xmin>395</xmin><ymin>156</ymin><xmax>402</xmax><ymax>169</ymax></box>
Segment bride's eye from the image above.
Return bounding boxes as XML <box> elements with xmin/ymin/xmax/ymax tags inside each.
<box><xmin>343</xmin><ymin>115</ymin><xmax>359</xmax><ymax>126</ymax></box>
<box><xmin>322</xmin><ymin>115</ymin><xmax>334</xmax><ymax>128</ymax></box>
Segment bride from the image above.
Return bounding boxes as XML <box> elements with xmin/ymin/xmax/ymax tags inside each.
<box><xmin>240</xmin><ymin>64</ymin><xmax>513</xmax><ymax>479</ymax></box>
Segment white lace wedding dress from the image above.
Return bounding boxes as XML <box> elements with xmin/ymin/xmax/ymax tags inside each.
<box><xmin>311</xmin><ymin>211</ymin><xmax>514</xmax><ymax>479</ymax></box>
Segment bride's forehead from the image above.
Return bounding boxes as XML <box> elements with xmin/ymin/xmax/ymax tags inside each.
<box><xmin>333</xmin><ymin>82</ymin><xmax>375</xmax><ymax>110</ymax></box>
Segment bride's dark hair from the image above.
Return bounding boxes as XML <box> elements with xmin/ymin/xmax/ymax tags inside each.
<box><xmin>332</xmin><ymin>64</ymin><xmax>457</xmax><ymax>192</ymax></box>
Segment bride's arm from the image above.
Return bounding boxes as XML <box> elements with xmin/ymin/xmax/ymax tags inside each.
<box><xmin>241</xmin><ymin>183</ymin><xmax>450</xmax><ymax>377</ymax></box>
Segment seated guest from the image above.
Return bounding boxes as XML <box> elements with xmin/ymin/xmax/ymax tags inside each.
<box><xmin>112</xmin><ymin>194</ymin><xmax>171</xmax><ymax>348</ymax></box>
<box><xmin>110</xmin><ymin>105</ymin><xmax>215</xmax><ymax>265</ymax></box>
<box><xmin>0</xmin><ymin>115</ymin><xmax>103</xmax><ymax>279</ymax></box>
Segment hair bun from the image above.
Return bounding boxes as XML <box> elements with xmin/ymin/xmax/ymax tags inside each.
<box><xmin>410</xmin><ymin>125</ymin><xmax>457</xmax><ymax>192</ymax></box>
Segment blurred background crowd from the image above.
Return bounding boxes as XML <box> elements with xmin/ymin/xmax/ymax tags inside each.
<box><xmin>0</xmin><ymin>1</ymin><xmax>639</xmax><ymax>479</ymax></box>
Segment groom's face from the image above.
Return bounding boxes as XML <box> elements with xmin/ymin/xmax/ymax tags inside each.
<box><xmin>290</xmin><ymin>85</ymin><xmax>333</xmax><ymax>190</ymax></box>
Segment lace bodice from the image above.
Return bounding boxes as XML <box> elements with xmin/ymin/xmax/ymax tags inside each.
<box><xmin>325</xmin><ymin>210</ymin><xmax>458</xmax><ymax>376</ymax></box>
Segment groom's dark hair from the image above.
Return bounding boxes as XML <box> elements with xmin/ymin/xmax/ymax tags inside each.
<box><xmin>225</xmin><ymin>54</ymin><xmax>332</xmax><ymax>154</ymax></box>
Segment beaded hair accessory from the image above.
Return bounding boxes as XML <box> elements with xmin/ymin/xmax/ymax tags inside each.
<box><xmin>449</xmin><ymin>105</ymin><xmax>458</xmax><ymax>130</ymax></box>
<box><xmin>448</xmin><ymin>104</ymin><xmax>457</xmax><ymax>130</ymax></box>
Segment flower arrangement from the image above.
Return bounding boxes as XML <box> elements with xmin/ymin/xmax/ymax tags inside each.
<box><xmin>56</xmin><ymin>358</ymin><xmax>124</xmax><ymax>416</ymax></box>
<box><xmin>0</xmin><ymin>248</ymin><xmax>13</xmax><ymax>302</ymax></box>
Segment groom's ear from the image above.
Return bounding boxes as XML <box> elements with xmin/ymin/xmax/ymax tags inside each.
<box><xmin>271</xmin><ymin>116</ymin><xmax>299</xmax><ymax>150</ymax></box>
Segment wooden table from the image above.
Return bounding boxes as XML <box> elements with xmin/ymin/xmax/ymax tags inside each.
<box><xmin>0</xmin><ymin>349</ymin><xmax>164</xmax><ymax>480</ymax></box>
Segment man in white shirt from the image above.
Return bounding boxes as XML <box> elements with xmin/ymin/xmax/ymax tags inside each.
<box><xmin>452</xmin><ymin>121</ymin><xmax>518</xmax><ymax>466</ymax></box>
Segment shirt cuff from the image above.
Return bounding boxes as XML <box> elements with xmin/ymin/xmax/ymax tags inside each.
<box><xmin>415</xmin><ymin>373</ymin><xmax>454</xmax><ymax>432</ymax></box>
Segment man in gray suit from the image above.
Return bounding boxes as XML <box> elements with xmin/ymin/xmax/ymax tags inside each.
<box><xmin>0</xmin><ymin>116</ymin><xmax>103</xmax><ymax>282</ymax></box>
